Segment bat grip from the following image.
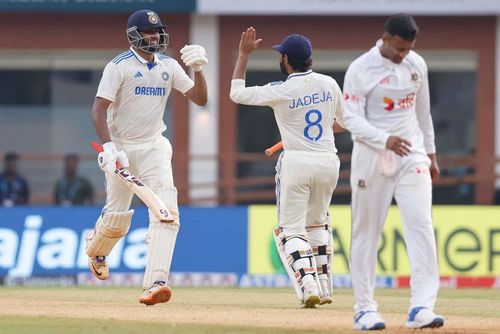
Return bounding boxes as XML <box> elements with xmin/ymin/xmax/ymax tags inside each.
<box><xmin>265</xmin><ymin>141</ymin><xmax>283</xmax><ymax>156</ymax></box>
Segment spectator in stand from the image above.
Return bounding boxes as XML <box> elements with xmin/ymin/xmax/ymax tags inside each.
<box><xmin>0</xmin><ymin>152</ymin><xmax>29</xmax><ymax>207</ymax></box>
<box><xmin>54</xmin><ymin>153</ymin><xmax>94</xmax><ymax>206</ymax></box>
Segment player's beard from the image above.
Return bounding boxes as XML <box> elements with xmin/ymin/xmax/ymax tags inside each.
<box><xmin>279</xmin><ymin>59</ymin><xmax>288</xmax><ymax>76</ymax></box>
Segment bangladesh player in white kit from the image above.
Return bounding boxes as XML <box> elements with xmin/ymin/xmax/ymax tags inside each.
<box><xmin>85</xmin><ymin>9</ymin><xmax>208</xmax><ymax>305</ymax></box>
<box><xmin>343</xmin><ymin>14</ymin><xmax>444</xmax><ymax>330</ymax></box>
<box><xmin>230</xmin><ymin>28</ymin><xmax>344</xmax><ymax>308</ymax></box>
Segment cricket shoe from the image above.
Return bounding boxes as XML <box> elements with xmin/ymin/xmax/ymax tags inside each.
<box><xmin>139</xmin><ymin>281</ymin><xmax>172</xmax><ymax>306</ymax></box>
<box><xmin>319</xmin><ymin>295</ymin><xmax>333</xmax><ymax>305</ymax></box>
<box><xmin>406</xmin><ymin>307</ymin><xmax>444</xmax><ymax>329</ymax></box>
<box><xmin>353</xmin><ymin>311</ymin><xmax>386</xmax><ymax>330</ymax></box>
<box><xmin>302</xmin><ymin>281</ymin><xmax>321</xmax><ymax>308</ymax></box>
<box><xmin>88</xmin><ymin>256</ymin><xmax>109</xmax><ymax>280</ymax></box>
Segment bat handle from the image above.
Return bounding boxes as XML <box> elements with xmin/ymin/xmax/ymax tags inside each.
<box><xmin>90</xmin><ymin>141</ymin><xmax>122</xmax><ymax>169</ymax></box>
<box><xmin>265</xmin><ymin>141</ymin><xmax>283</xmax><ymax>156</ymax></box>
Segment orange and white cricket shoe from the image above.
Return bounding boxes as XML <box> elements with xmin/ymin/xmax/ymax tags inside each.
<box><xmin>88</xmin><ymin>256</ymin><xmax>109</xmax><ymax>280</ymax></box>
<box><xmin>139</xmin><ymin>281</ymin><xmax>172</xmax><ymax>306</ymax></box>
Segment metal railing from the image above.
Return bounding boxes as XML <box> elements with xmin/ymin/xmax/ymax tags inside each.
<box><xmin>2</xmin><ymin>153</ymin><xmax>499</xmax><ymax>205</ymax></box>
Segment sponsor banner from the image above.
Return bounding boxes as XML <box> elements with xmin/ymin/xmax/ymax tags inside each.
<box><xmin>248</xmin><ymin>205</ymin><xmax>500</xmax><ymax>277</ymax></box>
<box><xmin>0</xmin><ymin>0</ymin><xmax>195</xmax><ymax>13</ymax></box>
<box><xmin>238</xmin><ymin>274</ymin><xmax>394</xmax><ymax>288</ymax></box>
<box><xmin>198</xmin><ymin>0</ymin><xmax>500</xmax><ymax>15</ymax></box>
<box><xmin>398</xmin><ymin>276</ymin><xmax>500</xmax><ymax>288</ymax></box>
<box><xmin>239</xmin><ymin>274</ymin><xmax>291</xmax><ymax>288</ymax></box>
<box><xmin>3</xmin><ymin>275</ymin><xmax>77</xmax><ymax>286</ymax></box>
<box><xmin>78</xmin><ymin>272</ymin><xmax>238</xmax><ymax>287</ymax></box>
<box><xmin>0</xmin><ymin>206</ymin><xmax>248</xmax><ymax>277</ymax></box>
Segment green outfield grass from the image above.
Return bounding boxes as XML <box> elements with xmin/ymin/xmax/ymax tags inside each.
<box><xmin>0</xmin><ymin>287</ymin><xmax>499</xmax><ymax>333</ymax></box>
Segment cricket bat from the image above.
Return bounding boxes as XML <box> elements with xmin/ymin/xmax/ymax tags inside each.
<box><xmin>91</xmin><ymin>141</ymin><xmax>174</xmax><ymax>223</ymax></box>
<box><xmin>265</xmin><ymin>141</ymin><xmax>283</xmax><ymax>156</ymax></box>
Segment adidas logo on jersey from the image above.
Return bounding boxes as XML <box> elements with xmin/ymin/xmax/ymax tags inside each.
<box><xmin>134</xmin><ymin>71</ymin><xmax>143</xmax><ymax>78</ymax></box>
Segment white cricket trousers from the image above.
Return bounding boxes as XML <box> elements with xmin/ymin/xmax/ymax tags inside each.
<box><xmin>104</xmin><ymin>136</ymin><xmax>175</xmax><ymax>214</ymax></box>
<box><xmin>349</xmin><ymin>143</ymin><xmax>439</xmax><ymax>313</ymax></box>
<box><xmin>276</xmin><ymin>150</ymin><xmax>340</xmax><ymax>237</ymax></box>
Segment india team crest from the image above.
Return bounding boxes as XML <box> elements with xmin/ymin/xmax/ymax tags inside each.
<box><xmin>147</xmin><ymin>12</ymin><xmax>158</xmax><ymax>24</ymax></box>
<box><xmin>162</xmin><ymin>72</ymin><xmax>169</xmax><ymax>81</ymax></box>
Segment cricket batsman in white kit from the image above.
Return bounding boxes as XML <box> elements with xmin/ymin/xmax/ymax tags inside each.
<box><xmin>230</xmin><ymin>28</ymin><xmax>344</xmax><ymax>308</ymax></box>
<box><xmin>343</xmin><ymin>14</ymin><xmax>444</xmax><ymax>329</ymax></box>
<box><xmin>85</xmin><ymin>9</ymin><xmax>208</xmax><ymax>305</ymax></box>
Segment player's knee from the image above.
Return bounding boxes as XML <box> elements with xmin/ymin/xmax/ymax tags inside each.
<box><xmin>86</xmin><ymin>209</ymin><xmax>134</xmax><ymax>257</ymax></box>
<box><xmin>97</xmin><ymin>209</ymin><xmax>134</xmax><ymax>237</ymax></box>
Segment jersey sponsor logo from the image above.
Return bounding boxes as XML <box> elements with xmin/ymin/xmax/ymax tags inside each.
<box><xmin>384</xmin><ymin>97</ymin><xmax>395</xmax><ymax>111</ymax></box>
<box><xmin>344</xmin><ymin>92</ymin><xmax>359</xmax><ymax>102</ymax></box>
<box><xmin>134</xmin><ymin>71</ymin><xmax>143</xmax><ymax>78</ymax></box>
<box><xmin>383</xmin><ymin>93</ymin><xmax>415</xmax><ymax>111</ymax></box>
<box><xmin>289</xmin><ymin>91</ymin><xmax>332</xmax><ymax>109</ymax></box>
<box><xmin>379</xmin><ymin>76</ymin><xmax>391</xmax><ymax>85</ymax></box>
<box><xmin>415</xmin><ymin>167</ymin><xmax>429</xmax><ymax>174</ymax></box>
<box><xmin>134</xmin><ymin>86</ymin><xmax>166</xmax><ymax>96</ymax></box>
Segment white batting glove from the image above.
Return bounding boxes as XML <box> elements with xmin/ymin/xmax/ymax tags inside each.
<box><xmin>180</xmin><ymin>44</ymin><xmax>208</xmax><ymax>72</ymax></box>
<box><xmin>97</xmin><ymin>142</ymin><xmax>129</xmax><ymax>175</ymax></box>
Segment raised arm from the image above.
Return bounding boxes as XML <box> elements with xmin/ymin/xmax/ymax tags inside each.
<box><xmin>232</xmin><ymin>27</ymin><xmax>262</xmax><ymax>81</ymax></box>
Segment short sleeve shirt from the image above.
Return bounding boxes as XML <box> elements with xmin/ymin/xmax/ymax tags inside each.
<box><xmin>96</xmin><ymin>47</ymin><xmax>194</xmax><ymax>141</ymax></box>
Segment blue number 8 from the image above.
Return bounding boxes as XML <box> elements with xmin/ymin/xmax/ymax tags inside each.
<box><xmin>304</xmin><ymin>109</ymin><xmax>323</xmax><ymax>141</ymax></box>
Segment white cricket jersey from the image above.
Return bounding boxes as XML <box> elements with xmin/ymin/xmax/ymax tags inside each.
<box><xmin>230</xmin><ymin>70</ymin><xmax>344</xmax><ymax>153</ymax></box>
<box><xmin>96</xmin><ymin>47</ymin><xmax>194</xmax><ymax>142</ymax></box>
<box><xmin>343</xmin><ymin>40</ymin><xmax>436</xmax><ymax>154</ymax></box>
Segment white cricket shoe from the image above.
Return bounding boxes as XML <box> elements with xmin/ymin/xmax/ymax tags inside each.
<box><xmin>302</xmin><ymin>280</ymin><xmax>321</xmax><ymax>308</ymax></box>
<box><xmin>353</xmin><ymin>311</ymin><xmax>386</xmax><ymax>330</ymax></box>
<box><xmin>406</xmin><ymin>307</ymin><xmax>444</xmax><ymax>329</ymax></box>
<box><xmin>139</xmin><ymin>281</ymin><xmax>172</xmax><ymax>306</ymax></box>
<box><xmin>88</xmin><ymin>256</ymin><xmax>109</xmax><ymax>280</ymax></box>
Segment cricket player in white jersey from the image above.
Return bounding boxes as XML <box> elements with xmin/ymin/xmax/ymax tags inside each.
<box><xmin>343</xmin><ymin>14</ymin><xmax>443</xmax><ymax>330</ymax></box>
<box><xmin>85</xmin><ymin>9</ymin><xmax>208</xmax><ymax>305</ymax></box>
<box><xmin>230</xmin><ymin>27</ymin><xmax>344</xmax><ymax>308</ymax></box>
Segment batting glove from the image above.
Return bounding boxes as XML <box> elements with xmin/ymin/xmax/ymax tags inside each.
<box><xmin>180</xmin><ymin>44</ymin><xmax>208</xmax><ymax>72</ymax></box>
<box><xmin>97</xmin><ymin>142</ymin><xmax>129</xmax><ymax>175</ymax></box>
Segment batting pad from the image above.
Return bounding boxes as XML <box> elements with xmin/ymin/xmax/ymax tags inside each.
<box><xmin>307</xmin><ymin>223</ymin><xmax>333</xmax><ymax>300</ymax></box>
<box><xmin>142</xmin><ymin>222</ymin><xmax>179</xmax><ymax>289</ymax></box>
<box><xmin>273</xmin><ymin>228</ymin><xmax>321</xmax><ymax>303</ymax></box>
<box><xmin>86</xmin><ymin>209</ymin><xmax>134</xmax><ymax>257</ymax></box>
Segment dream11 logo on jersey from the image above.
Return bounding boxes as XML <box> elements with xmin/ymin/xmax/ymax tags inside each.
<box><xmin>383</xmin><ymin>93</ymin><xmax>416</xmax><ymax>111</ymax></box>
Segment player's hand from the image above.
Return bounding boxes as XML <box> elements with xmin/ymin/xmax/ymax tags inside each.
<box><xmin>97</xmin><ymin>142</ymin><xmax>128</xmax><ymax>175</ymax></box>
<box><xmin>239</xmin><ymin>27</ymin><xmax>262</xmax><ymax>56</ymax></box>
<box><xmin>428</xmin><ymin>153</ymin><xmax>440</xmax><ymax>182</ymax></box>
<box><xmin>386</xmin><ymin>135</ymin><xmax>411</xmax><ymax>157</ymax></box>
<box><xmin>180</xmin><ymin>45</ymin><xmax>208</xmax><ymax>72</ymax></box>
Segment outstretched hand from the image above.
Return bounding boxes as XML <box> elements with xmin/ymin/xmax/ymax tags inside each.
<box><xmin>239</xmin><ymin>27</ymin><xmax>262</xmax><ymax>55</ymax></box>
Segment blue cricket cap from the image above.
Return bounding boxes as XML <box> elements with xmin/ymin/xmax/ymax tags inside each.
<box><xmin>272</xmin><ymin>34</ymin><xmax>312</xmax><ymax>61</ymax></box>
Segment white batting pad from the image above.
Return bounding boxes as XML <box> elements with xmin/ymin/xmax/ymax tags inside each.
<box><xmin>273</xmin><ymin>227</ymin><xmax>321</xmax><ymax>303</ymax></box>
<box><xmin>307</xmin><ymin>223</ymin><xmax>334</xmax><ymax>300</ymax></box>
<box><xmin>86</xmin><ymin>209</ymin><xmax>134</xmax><ymax>257</ymax></box>
<box><xmin>142</xmin><ymin>222</ymin><xmax>179</xmax><ymax>289</ymax></box>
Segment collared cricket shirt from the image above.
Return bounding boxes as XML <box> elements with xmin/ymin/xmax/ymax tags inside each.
<box><xmin>97</xmin><ymin>47</ymin><xmax>194</xmax><ymax>142</ymax></box>
<box><xmin>231</xmin><ymin>70</ymin><xmax>344</xmax><ymax>153</ymax></box>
